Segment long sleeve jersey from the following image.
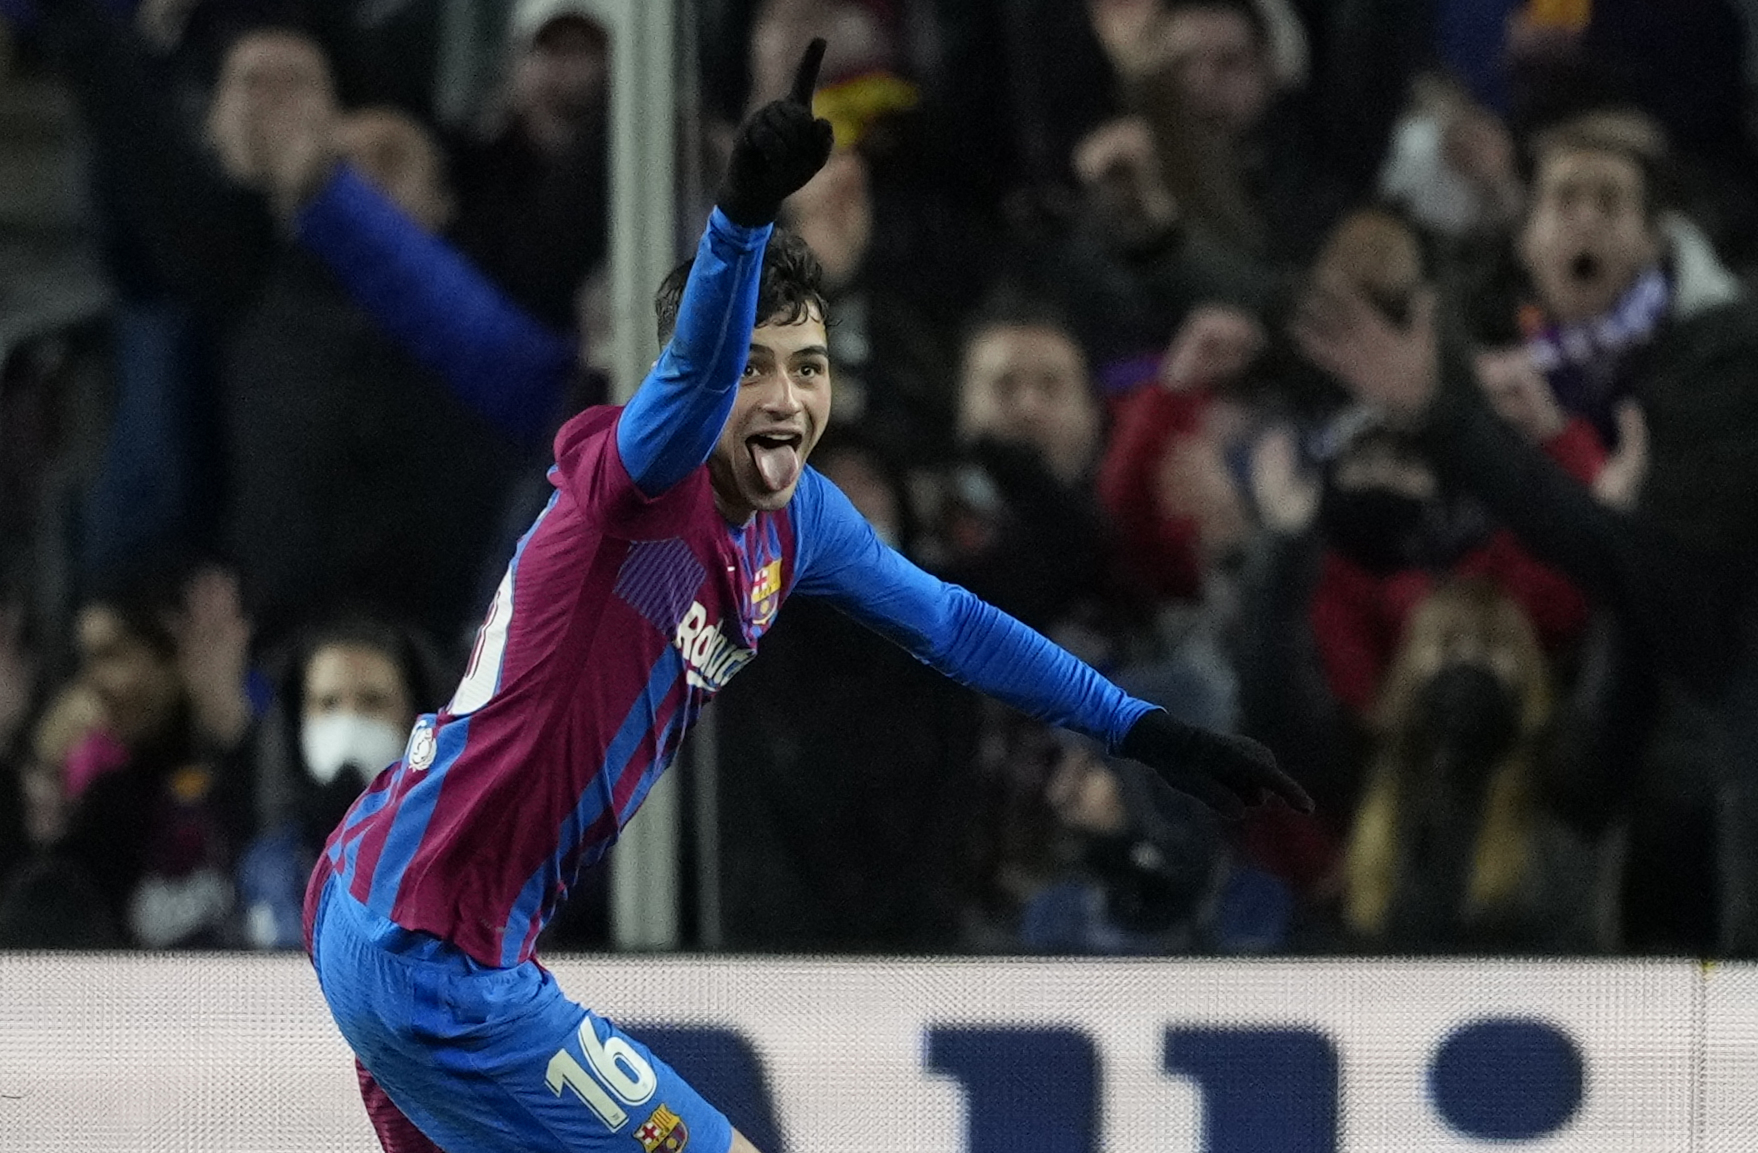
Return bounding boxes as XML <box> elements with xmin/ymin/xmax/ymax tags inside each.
<box><xmin>315</xmin><ymin>210</ymin><xmax>1153</xmax><ymax>966</ymax></box>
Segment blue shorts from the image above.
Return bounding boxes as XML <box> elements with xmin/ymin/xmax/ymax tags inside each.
<box><xmin>310</xmin><ymin>876</ymin><xmax>733</xmax><ymax>1153</ymax></box>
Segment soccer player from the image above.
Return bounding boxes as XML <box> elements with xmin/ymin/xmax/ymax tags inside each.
<box><xmin>304</xmin><ymin>39</ymin><xmax>1311</xmax><ymax>1153</ymax></box>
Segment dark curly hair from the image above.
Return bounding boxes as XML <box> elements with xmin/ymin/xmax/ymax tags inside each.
<box><xmin>653</xmin><ymin>227</ymin><xmax>829</xmax><ymax>345</ymax></box>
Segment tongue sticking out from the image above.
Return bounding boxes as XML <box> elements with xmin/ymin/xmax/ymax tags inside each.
<box><xmin>750</xmin><ymin>439</ymin><xmax>802</xmax><ymax>493</ymax></box>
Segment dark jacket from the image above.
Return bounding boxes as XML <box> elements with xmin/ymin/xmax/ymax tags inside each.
<box><xmin>40</xmin><ymin>713</ymin><xmax>256</xmax><ymax>948</ymax></box>
<box><xmin>446</xmin><ymin>116</ymin><xmax>607</xmax><ymax>333</ymax></box>
<box><xmin>713</xmin><ymin>596</ymin><xmax>981</xmax><ymax>952</ymax></box>
<box><xmin>936</xmin><ymin>438</ymin><xmax>1115</xmax><ymax>636</ymax></box>
<box><xmin>41</xmin><ymin>0</ymin><xmax>523</xmax><ymax>646</ymax></box>
<box><xmin>1419</xmin><ymin>219</ymin><xmax>1758</xmax><ymax>952</ymax></box>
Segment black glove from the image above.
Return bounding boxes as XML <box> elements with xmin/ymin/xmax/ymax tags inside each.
<box><xmin>715</xmin><ymin>38</ymin><xmax>836</xmax><ymax>227</ymax></box>
<box><xmin>1119</xmin><ymin>710</ymin><xmax>1314</xmax><ymax>821</ymax></box>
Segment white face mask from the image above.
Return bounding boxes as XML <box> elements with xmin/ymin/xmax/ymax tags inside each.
<box><xmin>300</xmin><ymin>712</ymin><xmax>408</xmax><ymax>786</ymax></box>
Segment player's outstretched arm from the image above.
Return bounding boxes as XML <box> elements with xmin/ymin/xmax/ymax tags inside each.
<box><xmin>617</xmin><ymin>40</ymin><xmax>835</xmax><ymax>496</ymax></box>
<box><xmin>791</xmin><ymin>470</ymin><xmax>1312</xmax><ymax>819</ymax></box>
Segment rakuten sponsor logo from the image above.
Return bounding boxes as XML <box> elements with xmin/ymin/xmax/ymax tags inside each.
<box><xmin>673</xmin><ymin>601</ymin><xmax>755</xmax><ymax>691</ymax></box>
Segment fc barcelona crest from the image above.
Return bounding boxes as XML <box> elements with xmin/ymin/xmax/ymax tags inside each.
<box><xmin>634</xmin><ymin>1103</ymin><xmax>689</xmax><ymax>1152</ymax></box>
<box><xmin>751</xmin><ymin>559</ymin><xmax>783</xmax><ymax>629</ymax></box>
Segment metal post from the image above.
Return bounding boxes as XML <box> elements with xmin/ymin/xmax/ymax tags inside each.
<box><xmin>674</xmin><ymin>0</ymin><xmax>725</xmax><ymax>953</ymax></box>
<box><xmin>606</xmin><ymin>0</ymin><xmax>682</xmax><ymax>952</ymax></box>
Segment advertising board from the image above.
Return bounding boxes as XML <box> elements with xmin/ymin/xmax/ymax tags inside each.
<box><xmin>0</xmin><ymin>954</ymin><xmax>1728</xmax><ymax>1151</ymax></box>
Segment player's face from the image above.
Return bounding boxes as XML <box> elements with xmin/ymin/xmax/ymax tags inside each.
<box><xmin>710</xmin><ymin>309</ymin><xmax>831</xmax><ymax>523</ymax></box>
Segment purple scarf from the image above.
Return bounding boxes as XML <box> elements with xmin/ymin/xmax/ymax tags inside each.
<box><xmin>1523</xmin><ymin>265</ymin><xmax>1670</xmax><ymax>435</ymax></box>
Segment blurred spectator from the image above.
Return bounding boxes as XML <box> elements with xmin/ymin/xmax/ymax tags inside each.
<box><xmin>1098</xmin><ymin>304</ymin><xmax>1261</xmax><ymax>604</ymax></box>
<box><xmin>937</xmin><ymin>300</ymin><xmax>1272</xmax><ymax>948</ymax></box>
<box><xmin>707</xmin><ymin>0</ymin><xmax>926</xmax><ymax>169</ymax></box>
<box><xmin>922</xmin><ymin>301</ymin><xmax>1122</xmax><ymax>946</ymax></box>
<box><xmin>136</xmin><ymin>0</ymin><xmax>449</xmax><ymax>119</ymax></box>
<box><xmin>1019</xmin><ymin>109</ymin><xmax>1267</xmax><ymax>374</ymax></box>
<box><xmin>336</xmin><ymin>104</ymin><xmax>456</xmax><ymax>231</ymax></box>
<box><xmin>1378</xmin><ymin>73</ymin><xmax>1524</xmax><ymax>245</ymax></box>
<box><xmin>1005</xmin><ymin>0</ymin><xmax>1316</xmax><ymax>190</ymax></box>
<box><xmin>1011</xmin><ymin>686</ymin><xmax>1293</xmax><ymax>955</ymax></box>
<box><xmin>1342</xmin><ymin>578</ymin><xmax>1605</xmax><ymax>952</ymax></box>
<box><xmin>1229</xmin><ymin>245</ymin><xmax>1607</xmax><ymax>900</ymax></box>
<box><xmin>1020</xmin><ymin>732</ymin><xmax>1229</xmax><ymax>953</ymax></box>
<box><xmin>1506</xmin><ymin>0</ymin><xmax>1758</xmax><ymax>260</ymax></box>
<box><xmin>1283</xmin><ymin>209</ymin><xmax>1604</xmax><ymax>714</ymax></box>
<box><xmin>946</xmin><ymin>297</ymin><xmax>1246</xmax><ymax>736</ymax></box>
<box><xmin>237</xmin><ymin>611</ymin><xmax>440</xmax><ymax>949</ymax></box>
<box><xmin>1306</xmin><ymin>416</ymin><xmax>1599</xmax><ymax>719</ymax></box>
<box><xmin>1509</xmin><ymin>113</ymin><xmax>1741</xmax><ymax>438</ymax></box>
<box><xmin>1062</xmin><ymin>0</ymin><xmax>1401</xmax><ymax>265</ymax></box>
<box><xmin>957</xmin><ymin>302</ymin><xmax>1103</xmax><ymax>492</ymax></box>
<box><xmin>39</xmin><ymin>0</ymin><xmax>527</xmax><ymax>648</ymax></box>
<box><xmin>1140</xmin><ymin>0</ymin><xmax>1280</xmax><ymax>157</ymax></box>
<box><xmin>1296</xmin><ymin>109</ymin><xmax>1758</xmax><ymax>956</ymax></box>
<box><xmin>1002</xmin><ymin>3</ymin><xmax>1404</xmax><ymax>381</ymax></box>
<box><xmin>745</xmin><ymin>0</ymin><xmax>900</xmax><ymax>111</ymax></box>
<box><xmin>0</xmin><ymin>561</ymin><xmax>257</xmax><ymax>947</ymax></box>
<box><xmin>927</xmin><ymin>296</ymin><xmax>1114</xmax><ymax>636</ymax></box>
<box><xmin>446</xmin><ymin>0</ymin><xmax>606</xmax><ymax>330</ymax></box>
<box><xmin>285</xmin><ymin>135</ymin><xmax>603</xmax><ymax>617</ymax></box>
<box><xmin>0</xmin><ymin>682</ymin><xmax>126</xmax><ymax>946</ymax></box>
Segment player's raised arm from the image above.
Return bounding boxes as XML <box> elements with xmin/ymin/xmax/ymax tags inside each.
<box><xmin>617</xmin><ymin>39</ymin><xmax>835</xmax><ymax>496</ymax></box>
<box><xmin>791</xmin><ymin>470</ymin><xmax>1313</xmax><ymax>820</ymax></box>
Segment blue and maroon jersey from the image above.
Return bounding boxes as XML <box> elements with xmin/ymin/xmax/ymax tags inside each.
<box><xmin>320</xmin><ymin>403</ymin><xmax>804</xmax><ymax>966</ymax></box>
<box><xmin>314</xmin><ymin>209</ymin><xmax>1153</xmax><ymax>967</ymax></box>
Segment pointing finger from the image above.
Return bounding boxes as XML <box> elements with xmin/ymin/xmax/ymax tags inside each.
<box><xmin>790</xmin><ymin>38</ymin><xmax>828</xmax><ymax>107</ymax></box>
<box><xmin>1227</xmin><ymin>736</ymin><xmax>1314</xmax><ymax>814</ymax></box>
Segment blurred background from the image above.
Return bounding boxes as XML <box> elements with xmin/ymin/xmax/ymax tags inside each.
<box><xmin>5</xmin><ymin>0</ymin><xmax>1758</xmax><ymax>965</ymax></box>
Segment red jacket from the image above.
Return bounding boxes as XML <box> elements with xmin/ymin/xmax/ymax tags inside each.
<box><xmin>1312</xmin><ymin>418</ymin><xmax>1608</xmax><ymax>716</ymax></box>
<box><xmin>1097</xmin><ymin>384</ymin><xmax>1210</xmax><ymax>601</ymax></box>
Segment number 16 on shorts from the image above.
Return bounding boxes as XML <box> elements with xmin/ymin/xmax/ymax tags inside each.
<box><xmin>547</xmin><ymin>1016</ymin><xmax>659</xmax><ymax>1129</ymax></box>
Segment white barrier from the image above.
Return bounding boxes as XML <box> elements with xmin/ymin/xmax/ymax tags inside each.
<box><xmin>0</xmin><ymin>953</ymin><xmax>1740</xmax><ymax>1152</ymax></box>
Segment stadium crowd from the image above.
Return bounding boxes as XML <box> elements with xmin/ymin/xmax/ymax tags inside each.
<box><xmin>3</xmin><ymin>0</ymin><xmax>1758</xmax><ymax>959</ymax></box>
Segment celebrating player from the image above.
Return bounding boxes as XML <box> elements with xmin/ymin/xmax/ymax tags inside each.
<box><xmin>304</xmin><ymin>39</ymin><xmax>1311</xmax><ymax>1153</ymax></box>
